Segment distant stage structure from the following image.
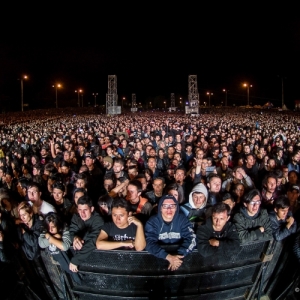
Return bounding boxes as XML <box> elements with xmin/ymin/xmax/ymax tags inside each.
<box><xmin>186</xmin><ymin>75</ymin><xmax>200</xmax><ymax>115</ymax></box>
<box><xmin>131</xmin><ymin>93</ymin><xmax>137</xmax><ymax>112</ymax></box>
<box><xmin>106</xmin><ymin>75</ymin><xmax>121</xmax><ymax>115</ymax></box>
<box><xmin>168</xmin><ymin>93</ymin><xmax>177</xmax><ymax>112</ymax></box>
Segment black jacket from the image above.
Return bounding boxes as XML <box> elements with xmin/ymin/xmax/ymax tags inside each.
<box><xmin>17</xmin><ymin>214</ymin><xmax>43</xmax><ymax>260</ymax></box>
<box><xmin>69</xmin><ymin>211</ymin><xmax>104</xmax><ymax>266</ymax></box>
<box><xmin>196</xmin><ymin>218</ymin><xmax>240</xmax><ymax>258</ymax></box>
<box><xmin>233</xmin><ymin>207</ymin><xmax>273</xmax><ymax>244</ymax></box>
<box><xmin>268</xmin><ymin>210</ymin><xmax>297</xmax><ymax>241</ymax></box>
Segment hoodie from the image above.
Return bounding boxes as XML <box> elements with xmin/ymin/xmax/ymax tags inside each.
<box><xmin>145</xmin><ymin>195</ymin><xmax>196</xmax><ymax>260</ymax></box>
<box><xmin>180</xmin><ymin>184</ymin><xmax>208</xmax><ymax>222</ymax></box>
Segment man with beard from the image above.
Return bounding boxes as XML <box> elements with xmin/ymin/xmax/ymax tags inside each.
<box><xmin>216</xmin><ymin>156</ymin><xmax>232</xmax><ymax>182</ymax></box>
<box><xmin>243</xmin><ymin>154</ymin><xmax>259</xmax><ymax>182</ymax></box>
<box><xmin>173</xmin><ymin>167</ymin><xmax>193</xmax><ymax>203</ymax></box>
<box><xmin>145</xmin><ymin>177</ymin><xmax>165</xmax><ymax>206</ymax></box>
<box><xmin>206</xmin><ymin>174</ymin><xmax>222</xmax><ymax>207</ymax></box>
<box><xmin>261</xmin><ymin>174</ymin><xmax>282</xmax><ymax>212</ymax></box>
<box><xmin>102</xmin><ymin>156</ymin><xmax>114</xmax><ymax>177</ymax></box>
<box><xmin>113</xmin><ymin>158</ymin><xmax>129</xmax><ymax>181</ymax></box>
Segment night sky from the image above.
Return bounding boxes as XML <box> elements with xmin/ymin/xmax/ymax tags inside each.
<box><xmin>1</xmin><ymin>4</ymin><xmax>300</xmax><ymax>111</ymax></box>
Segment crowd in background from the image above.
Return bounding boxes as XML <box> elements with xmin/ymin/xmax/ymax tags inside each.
<box><xmin>1</xmin><ymin>108</ymin><xmax>300</xmax><ymax>289</ymax></box>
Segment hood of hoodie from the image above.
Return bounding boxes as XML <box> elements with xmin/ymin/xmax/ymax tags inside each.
<box><xmin>188</xmin><ymin>183</ymin><xmax>208</xmax><ymax>209</ymax></box>
<box><xmin>158</xmin><ymin>194</ymin><xmax>179</xmax><ymax>222</ymax></box>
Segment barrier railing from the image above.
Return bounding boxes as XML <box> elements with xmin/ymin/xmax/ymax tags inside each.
<box><xmin>68</xmin><ymin>239</ymin><xmax>272</xmax><ymax>299</ymax></box>
<box><xmin>3</xmin><ymin>238</ymin><xmax>299</xmax><ymax>300</ymax></box>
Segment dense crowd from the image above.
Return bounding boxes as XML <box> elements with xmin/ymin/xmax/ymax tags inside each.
<box><xmin>1</xmin><ymin>108</ymin><xmax>300</xmax><ymax>289</ymax></box>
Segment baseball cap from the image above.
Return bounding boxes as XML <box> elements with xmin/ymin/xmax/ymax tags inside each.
<box><xmin>288</xmin><ymin>185</ymin><xmax>300</xmax><ymax>192</ymax></box>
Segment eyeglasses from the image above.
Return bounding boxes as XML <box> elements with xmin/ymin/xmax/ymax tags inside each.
<box><xmin>249</xmin><ymin>201</ymin><xmax>261</xmax><ymax>206</ymax></box>
<box><xmin>162</xmin><ymin>204</ymin><xmax>176</xmax><ymax>209</ymax></box>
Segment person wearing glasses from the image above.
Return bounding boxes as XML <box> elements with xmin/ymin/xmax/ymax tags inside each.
<box><xmin>233</xmin><ymin>189</ymin><xmax>272</xmax><ymax>244</ymax></box>
<box><xmin>145</xmin><ymin>195</ymin><xmax>196</xmax><ymax>271</ymax></box>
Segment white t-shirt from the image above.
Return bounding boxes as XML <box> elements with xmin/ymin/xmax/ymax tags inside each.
<box><xmin>39</xmin><ymin>200</ymin><xmax>56</xmax><ymax>216</ymax></box>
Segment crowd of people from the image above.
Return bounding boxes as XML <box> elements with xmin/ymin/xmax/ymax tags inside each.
<box><xmin>0</xmin><ymin>108</ymin><xmax>300</xmax><ymax>283</ymax></box>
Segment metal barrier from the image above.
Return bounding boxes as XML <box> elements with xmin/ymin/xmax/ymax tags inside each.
<box><xmin>3</xmin><ymin>238</ymin><xmax>299</xmax><ymax>300</ymax></box>
<box><xmin>67</xmin><ymin>239</ymin><xmax>272</xmax><ymax>299</ymax></box>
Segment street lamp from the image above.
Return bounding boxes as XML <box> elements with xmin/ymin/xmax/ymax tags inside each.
<box><xmin>122</xmin><ymin>97</ymin><xmax>125</xmax><ymax>110</ymax></box>
<box><xmin>75</xmin><ymin>89</ymin><xmax>83</xmax><ymax>107</ymax></box>
<box><xmin>222</xmin><ymin>89</ymin><xmax>228</xmax><ymax>106</ymax></box>
<box><xmin>92</xmin><ymin>93</ymin><xmax>98</xmax><ymax>106</ymax></box>
<box><xmin>243</xmin><ymin>83</ymin><xmax>252</xmax><ymax>106</ymax></box>
<box><xmin>52</xmin><ymin>83</ymin><xmax>61</xmax><ymax>108</ymax></box>
<box><xmin>206</xmin><ymin>92</ymin><xmax>213</xmax><ymax>107</ymax></box>
<box><xmin>20</xmin><ymin>75</ymin><xmax>28</xmax><ymax>112</ymax></box>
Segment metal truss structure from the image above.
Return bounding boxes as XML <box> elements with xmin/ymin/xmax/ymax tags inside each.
<box><xmin>168</xmin><ymin>93</ymin><xmax>177</xmax><ymax>112</ymax></box>
<box><xmin>106</xmin><ymin>75</ymin><xmax>120</xmax><ymax>114</ymax></box>
<box><xmin>131</xmin><ymin>93</ymin><xmax>137</xmax><ymax>112</ymax></box>
<box><xmin>170</xmin><ymin>93</ymin><xmax>175</xmax><ymax>107</ymax></box>
<box><xmin>186</xmin><ymin>75</ymin><xmax>200</xmax><ymax>114</ymax></box>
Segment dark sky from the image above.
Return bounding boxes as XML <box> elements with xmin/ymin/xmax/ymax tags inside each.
<box><xmin>1</xmin><ymin>4</ymin><xmax>300</xmax><ymax>110</ymax></box>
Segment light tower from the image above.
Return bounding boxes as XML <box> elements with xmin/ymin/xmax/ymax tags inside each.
<box><xmin>186</xmin><ymin>75</ymin><xmax>199</xmax><ymax>114</ymax></box>
<box><xmin>169</xmin><ymin>93</ymin><xmax>177</xmax><ymax>112</ymax></box>
<box><xmin>20</xmin><ymin>75</ymin><xmax>28</xmax><ymax>112</ymax></box>
<box><xmin>106</xmin><ymin>75</ymin><xmax>120</xmax><ymax>115</ymax></box>
<box><xmin>131</xmin><ymin>93</ymin><xmax>137</xmax><ymax>112</ymax></box>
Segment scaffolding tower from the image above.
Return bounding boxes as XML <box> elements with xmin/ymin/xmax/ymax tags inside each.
<box><xmin>168</xmin><ymin>93</ymin><xmax>177</xmax><ymax>112</ymax></box>
<box><xmin>106</xmin><ymin>75</ymin><xmax>121</xmax><ymax>115</ymax></box>
<box><xmin>186</xmin><ymin>75</ymin><xmax>200</xmax><ymax>114</ymax></box>
<box><xmin>131</xmin><ymin>93</ymin><xmax>137</xmax><ymax>112</ymax></box>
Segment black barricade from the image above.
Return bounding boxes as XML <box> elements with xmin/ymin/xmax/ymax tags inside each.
<box><xmin>4</xmin><ymin>238</ymin><xmax>300</xmax><ymax>300</ymax></box>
